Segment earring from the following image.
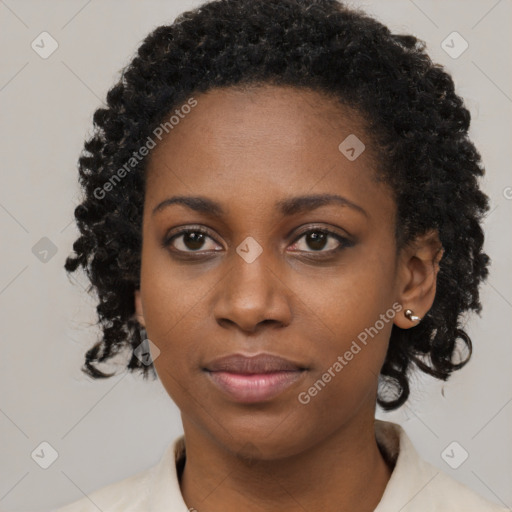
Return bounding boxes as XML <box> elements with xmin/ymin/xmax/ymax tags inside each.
<box><xmin>404</xmin><ymin>309</ymin><xmax>421</xmax><ymax>323</ymax></box>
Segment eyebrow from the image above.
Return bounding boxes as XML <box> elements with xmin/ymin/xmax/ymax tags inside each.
<box><xmin>152</xmin><ymin>193</ymin><xmax>368</xmax><ymax>218</ymax></box>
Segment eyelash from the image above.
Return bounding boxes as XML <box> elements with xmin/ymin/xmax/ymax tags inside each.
<box><xmin>162</xmin><ymin>225</ymin><xmax>353</xmax><ymax>259</ymax></box>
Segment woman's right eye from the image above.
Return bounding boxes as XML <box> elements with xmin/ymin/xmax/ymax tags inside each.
<box><xmin>163</xmin><ymin>228</ymin><xmax>222</xmax><ymax>253</ymax></box>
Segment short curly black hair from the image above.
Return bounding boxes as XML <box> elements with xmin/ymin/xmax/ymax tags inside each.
<box><xmin>64</xmin><ymin>0</ymin><xmax>490</xmax><ymax>410</ymax></box>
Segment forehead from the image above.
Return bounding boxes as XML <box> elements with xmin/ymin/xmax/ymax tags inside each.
<box><xmin>143</xmin><ymin>85</ymin><xmax>392</xmax><ymax>222</ymax></box>
<box><xmin>147</xmin><ymin>84</ymin><xmax>371</xmax><ymax>167</ymax></box>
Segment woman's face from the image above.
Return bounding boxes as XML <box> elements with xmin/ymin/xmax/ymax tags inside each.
<box><xmin>136</xmin><ymin>85</ymin><xmax>405</xmax><ymax>459</ymax></box>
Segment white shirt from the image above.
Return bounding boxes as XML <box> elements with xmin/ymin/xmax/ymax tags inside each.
<box><xmin>53</xmin><ymin>420</ymin><xmax>506</xmax><ymax>511</ymax></box>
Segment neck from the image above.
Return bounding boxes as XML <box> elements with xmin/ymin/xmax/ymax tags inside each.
<box><xmin>179</xmin><ymin>414</ymin><xmax>393</xmax><ymax>512</ymax></box>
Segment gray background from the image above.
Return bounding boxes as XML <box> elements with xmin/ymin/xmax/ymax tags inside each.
<box><xmin>0</xmin><ymin>0</ymin><xmax>511</xmax><ymax>510</ymax></box>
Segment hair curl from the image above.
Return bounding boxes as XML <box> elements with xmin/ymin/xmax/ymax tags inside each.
<box><xmin>64</xmin><ymin>0</ymin><xmax>490</xmax><ymax>410</ymax></box>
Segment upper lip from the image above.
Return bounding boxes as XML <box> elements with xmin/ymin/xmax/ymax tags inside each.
<box><xmin>205</xmin><ymin>353</ymin><xmax>306</xmax><ymax>374</ymax></box>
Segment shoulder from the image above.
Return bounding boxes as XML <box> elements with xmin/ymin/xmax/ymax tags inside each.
<box><xmin>375</xmin><ymin>420</ymin><xmax>508</xmax><ymax>512</ymax></box>
<box><xmin>52</xmin><ymin>466</ymin><xmax>154</xmax><ymax>512</ymax></box>
<box><xmin>420</xmin><ymin>470</ymin><xmax>507</xmax><ymax>511</ymax></box>
<box><xmin>53</xmin><ymin>435</ymin><xmax>190</xmax><ymax>511</ymax></box>
<box><xmin>52</xmin><ymin>435</ymin><xmax>187</xmax><ymax>511</ymax></box>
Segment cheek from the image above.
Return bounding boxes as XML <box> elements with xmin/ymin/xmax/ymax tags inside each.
<box><xmin>140</xmin><ymin>234</ymin><xmax>211</xmax><ymax>337</ymax></box>
<box><xmin>139</xmin><ymin>248</ymin><xmax>206</xmax><ymax>382</ymax></box>
<box><xmin>295</xmin><ymin>243</ymin><xmax>397</xmax><ymax>400</ymax></box>
<box><xmin>303</xmin><ymin>240</ymin><xmax>397</xmax><ymax>342</ymax></box>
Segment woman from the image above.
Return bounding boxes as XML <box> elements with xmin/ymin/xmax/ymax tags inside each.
<box><xmin>56</xmin><ymin>0</ymin><xmax>506</xmax><ymax>510</ymax></box>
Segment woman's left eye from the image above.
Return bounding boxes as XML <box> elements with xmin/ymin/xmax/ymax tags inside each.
<box><xmin>289</xmin><ymin>229</ymin><xmax>352</xmax><ymax>254</ymax></box>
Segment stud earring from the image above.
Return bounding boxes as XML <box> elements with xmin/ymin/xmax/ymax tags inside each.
<box><xmin>404</xmin><ymin>309</ymin><xmax>421</xmax><ymax>323</ymax></box>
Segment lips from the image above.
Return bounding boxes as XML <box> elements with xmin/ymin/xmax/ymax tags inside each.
<box><xmin>206</xmin><ymin>353</ymin><xmax>305</xmax><ymax>373</ymax></box>
<box><xmin>204</xmin><ymin>353</ymin><xmax>307</xmax><ymax>403</ymax></box>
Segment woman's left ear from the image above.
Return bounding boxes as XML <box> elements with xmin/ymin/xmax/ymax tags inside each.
<box><xmin>134</xmin><ymin>289</ymin><xmax>146</xmax><ymax>327</ymax></box>
<box><xmin>394</xmin><ymin>229</ymin><xmax>443</xmax><ymax>329</ymax></box>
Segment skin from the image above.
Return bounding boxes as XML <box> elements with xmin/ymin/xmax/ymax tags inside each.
<box><xmin>134</xmin><ymin>85</ymin><xmax>442</xmax><ymax>511</ymax></box>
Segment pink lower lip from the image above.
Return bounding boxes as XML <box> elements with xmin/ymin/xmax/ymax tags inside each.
<box><xmin>206</xmin><ymin>370</ymin><xmax>305</xmax><ymax>403</ymax></box>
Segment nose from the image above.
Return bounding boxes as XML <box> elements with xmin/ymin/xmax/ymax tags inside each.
<box><xmin>212</xmin><ymin>251</ymin><xmax>292</xmax><ymax>334</ymax></box>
